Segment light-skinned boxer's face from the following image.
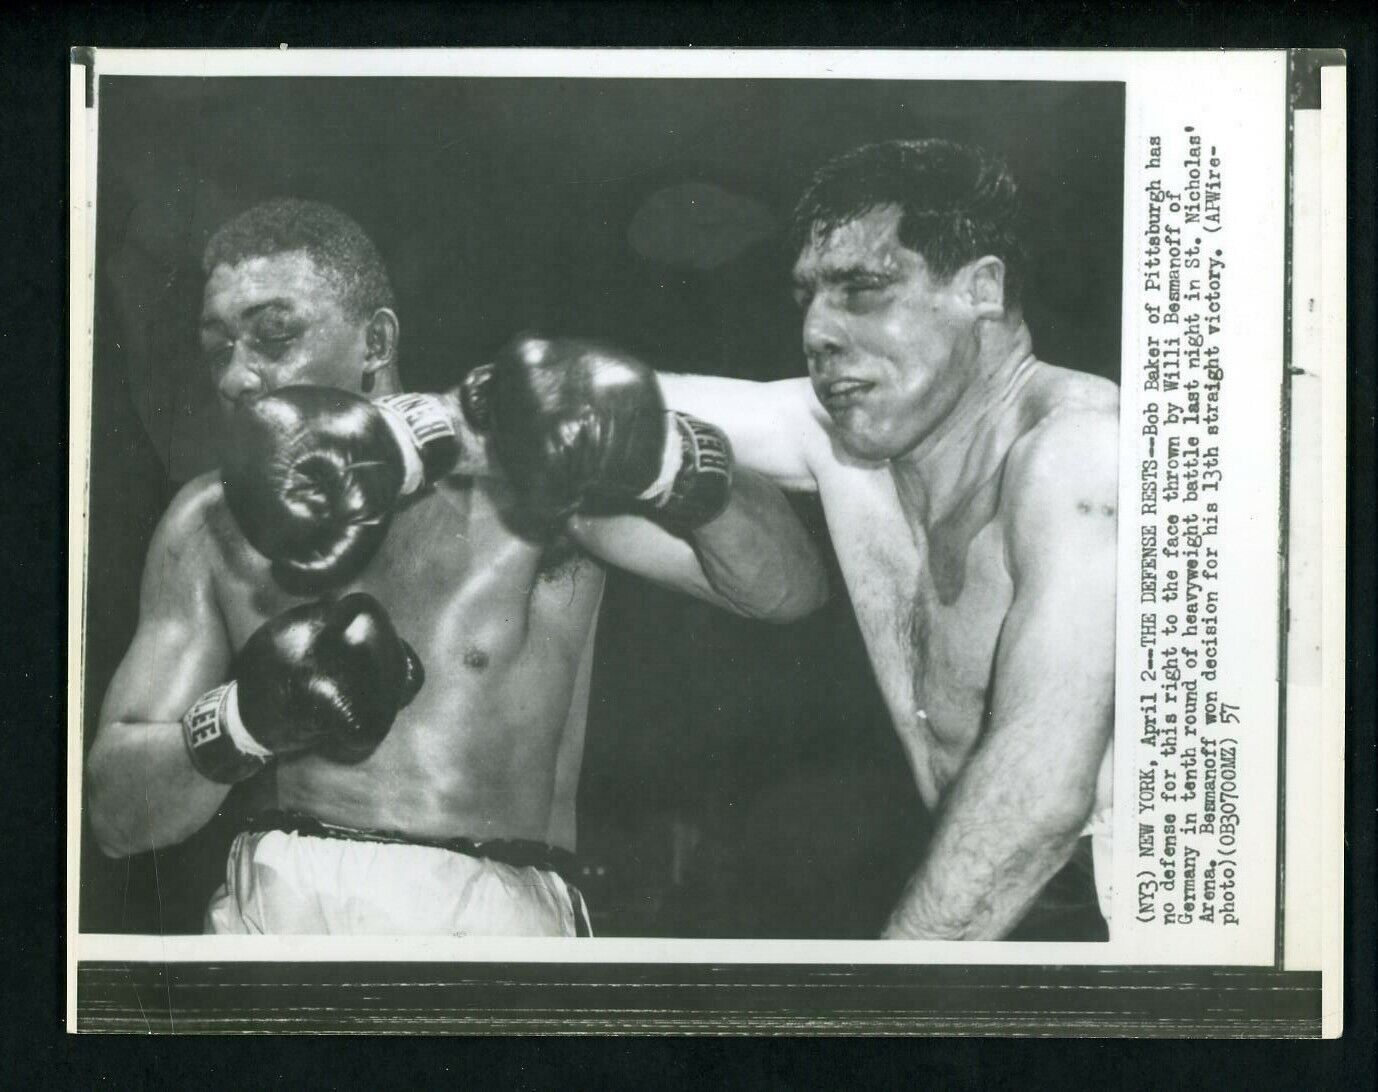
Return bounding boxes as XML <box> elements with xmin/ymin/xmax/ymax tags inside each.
<box><xmin>200</xmin><ymin>251</ymin><xmax>370</xmax><ymax>413</ymax></box>
<box><xmin>792</xmin><ymin>204</ymin><xmax>977</xmax><ymax>462</ymax></box>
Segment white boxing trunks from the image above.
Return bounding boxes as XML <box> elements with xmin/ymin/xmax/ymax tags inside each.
<box><xmin>204</xmin><ymin>815</ymin><xmax>591</xmax><ymax>937</ymax></box>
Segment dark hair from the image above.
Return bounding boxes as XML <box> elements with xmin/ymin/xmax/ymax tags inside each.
<box><xmin>202</xmin><ymin>198</ymin><xmax>395</xmax><ymax>318</ymax></box>
<box><xmin>790</xmin><ymin>139</ymin><xmax>1025</xmax><ymax>305</ymax></box>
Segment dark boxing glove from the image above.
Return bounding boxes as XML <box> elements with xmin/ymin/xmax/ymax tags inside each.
<box><xmin>221</xmin><ymin>386</ymin><xmax>460</xmax><ymax>591</ymax></box>
<box><xmin>180</xmin><ymin>592</ymin><xmax>425</xmax><ymax>783</ymax></box>
<box><xmin>469</xmin><ymin>336</ymin><xmax>733</xmax><ymax>531</ymax></box>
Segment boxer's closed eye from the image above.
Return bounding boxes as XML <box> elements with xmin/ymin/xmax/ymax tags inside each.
<box><xmin>843</xmin><ymin>283</ymin><xmax>888</xmax><ymax>313</ymax></box>
<box><xmin>254</xmin><ymin>312</ymin><xmax>305</xmax><ymax>344</ymax></box>
<box><xmin>815</xmin><ymin>270</ymin><xmax>892</xmax><ymax>311</ymax></box>
<box><xmin>251</xmin><ymin>332</ymin><xmax>299</xmax><ymax>361</ymax></box>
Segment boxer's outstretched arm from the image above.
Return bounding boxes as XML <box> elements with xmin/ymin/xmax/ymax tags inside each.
<box><xmin>657</xmin><ymin>375</ymin><xmax>822</xmax><ymax>491</ymax></box>
<box><xmin>86</xmin><ymin>482</ymin><xmax>238</xmax><ymax>857</ymax></box>
<box><xmin>883</xmin><ymin>414</ymin><xmax>1117</xmax><ymax>940</ymax></box>
<box><xmin>569</xmin><ymin>467</ymin><xmax>829</xmax><ymax>622</ymax></box>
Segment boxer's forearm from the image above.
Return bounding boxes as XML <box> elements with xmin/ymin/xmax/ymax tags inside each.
<box><xmin>86</xmin><ymin>720</ymin><xmax>234</xmax><ymax>857</ymax></box>
<box><xmin>882</xmin><ymin>730</ymin><xmax>1092</xmax><ymax>940</ymax></box>
<box><xmin>883</xmin><ymin>811</ymin><xmax>1083</xmax><ymax>940</ymax></box>
<box><xmin>568</xmin><ymin>469</ymin><xmax>828</xmax><ymax>622</ymax></box>
<box><xmin>689</xmin><ymin>468</ymin><xmax>828</xmax><ymax>622</ymax></box>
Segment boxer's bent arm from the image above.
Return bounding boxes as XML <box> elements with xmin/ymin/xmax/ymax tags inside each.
<box><xmin>657</xmin><ymin>375</ymin><xmax>821</xmax><ymax>491</ymax></box>
<box><xmin>86</xmin><ymin>488</ymin><xmax>237</xmax><ymax>857</ymax></box>
<box><xmin>568</xmin><ymin>468</ymin><xmax>829</xmax><ymax>622</ymax></box>
<box><xmin>884</xmin><ymin>415</ymin><xmax>1118</xmax><ymax>940</ymax></box>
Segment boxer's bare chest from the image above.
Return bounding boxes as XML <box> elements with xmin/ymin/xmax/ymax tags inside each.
<box><xmin>207</xmin><ymin>479</ymin><xmax>603</xmax><ymax>837</ymax></box>
<box><xmin>213</xmin><ymin>480</ymin><xmax>596</xmax><ymax>661</ymax></box>
<box><xmin>815</xmin><ymin>460</ymin><xmax>1013</xmax><ymax>807</ymax></box>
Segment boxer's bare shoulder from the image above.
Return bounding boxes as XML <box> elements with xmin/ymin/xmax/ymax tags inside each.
<box><xmin>1002</xmin><ymin>364</ymin><xmax>1120</xmax><ymax>571</ymax></box>
<box><xmin>144</xmin><ymin>472</ymin><xmax>297</xmax><ymax>637</ymax></box>
<box><xmin>1022</xmin><ymin>360</ymin><xmax>1120</xmax><ymax>422</ymax></box>
<box><xmin>124</xmin><ymin>473</ymin><xmax>243</xmax><ymax>650</ymax></box>
<box><xmin>149</xmin><ymin>473</ymin><xmax>231</xmax><ymax>568</ymax></box>
<box><xmin>156</xmin><ymin>470</ymin><xmax>270</xmax><ymax>577</ymax></box>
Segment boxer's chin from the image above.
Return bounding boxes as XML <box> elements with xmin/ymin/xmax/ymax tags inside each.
<box><xmin>830</xmin><ymin>410</ymin><xmax>911</xmax><ymax>463</ymax></box>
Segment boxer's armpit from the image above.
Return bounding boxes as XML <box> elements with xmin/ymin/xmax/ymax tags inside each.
<box><xmin>536</xmin><ymin>533</ymin><xmax>588</xmax><ymax>581</ymax></box>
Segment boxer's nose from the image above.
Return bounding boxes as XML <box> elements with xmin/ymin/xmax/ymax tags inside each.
<box><xmin>802</xmin><ymin>294</ymin><xmax>845</xmax><ymax>363</ymax></box>
<box><xmin>218</xmin><ymin>343</ymin><xmax>266</xmax><ymax>403</ymax></box>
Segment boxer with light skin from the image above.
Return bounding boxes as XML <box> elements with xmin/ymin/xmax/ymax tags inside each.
<box><xmin>658</xmin><ymin>139</ymin><xmax>1119</xmax><ymax>940</ymax></box>
<box><xmin>86</xmin><ymin>199</ymin><xmax>828</xmax><ymax>935</ymax></box>
<box><xmin>344</xmin><ymin>142</ymin><xmax>1118</xmax><ymax>941</ymax></box>
<box><xmin>360</xmin><ymin>141</ymin><xmax>1117</xmax><ymax>941</ymax></box>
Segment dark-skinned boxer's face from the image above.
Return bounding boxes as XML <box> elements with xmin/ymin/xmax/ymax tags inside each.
<box><xmin>792</xmin><ymin>205</ymin><xmax>980</xmax><ymax>462</ymax></box>
<box><xmin>200</xmin><ymin>251</ymin><xmax>370</xmax><ymax>413</ymax></box>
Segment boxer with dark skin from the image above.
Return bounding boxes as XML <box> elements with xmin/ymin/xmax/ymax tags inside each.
<box><xmin>657</xmin><ymin>140</ymin><xmax>1119</xmax><ymax>940</ymax></box>
<box><xmin>85</xmin><ymin>200</ymin><xmax>827</xmax><ymax>935</ymax></box>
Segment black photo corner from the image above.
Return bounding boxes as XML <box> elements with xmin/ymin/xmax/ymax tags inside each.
<box><xmin>79</xmin><ymin>76</ymin><xmax>1124</xmax><ymax>938</ymax></box>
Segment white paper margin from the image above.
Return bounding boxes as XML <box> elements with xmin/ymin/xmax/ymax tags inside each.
<box><xmin>68</xmin><ymin>49</ymin><xmax>1326</xmax><ymax>986</ymax></box>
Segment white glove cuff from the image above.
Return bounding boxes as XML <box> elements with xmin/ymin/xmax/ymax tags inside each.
<box><xmin>638</xmin><ymin>413</ymin><xmax>685</xmax><ymax>505</ymax></box>
<box><xmin>374</xmin><ymin>400</ymin><xmax>428</xmax><ymax>496</ymax></box>
<box><xmin>220</xmin><ymin>682</ymin><xmax>273</xmax><ymax>759</ymax></box>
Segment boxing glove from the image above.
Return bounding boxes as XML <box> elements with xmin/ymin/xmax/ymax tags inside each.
<box><xmin>221</xmin><ymin>339</ymin><xmax>731</xmax><ymax>587</ymax></box>
<box><xmin>221</xmin><ymin>386</ymin><xmax>460</xmax><ymax>591</ymax></box>
<box><xmin>181</xmin><ymin>592</ymin><xmax>425</xmax><ymax>783</ymax></box>
<box><xmin>470</xmin><ymin>335</ymin><xmax>734</xmax><ymax>531</ymax></box>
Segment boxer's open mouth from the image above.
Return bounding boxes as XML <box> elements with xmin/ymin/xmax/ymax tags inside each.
<box><xmin>820</xmin><ymin>378</ymin><xmax>874</xmax><ymax>409</ymax></box>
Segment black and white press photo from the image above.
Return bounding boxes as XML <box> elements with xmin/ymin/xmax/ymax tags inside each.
<box><xmin>68</xmin><ymin>49</ymin><xmax>1342</xmax><ymax>1036</ymax></box>
<box><xmin>77</xmin><ymin>71</ymin><xmax>1124</xmax><ymax>943</ymax></box>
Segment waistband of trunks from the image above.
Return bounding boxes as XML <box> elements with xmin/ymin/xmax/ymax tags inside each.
<box><xmin>243</xmin><ymin>810</ymin><xmax>578</xmax><ymax>879</ymax></box>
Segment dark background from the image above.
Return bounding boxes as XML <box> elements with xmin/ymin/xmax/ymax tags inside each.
<box><xmin>80</xmin><ymin>75</ymin><xmax>1124</xmax><ymax>936</ymax></box>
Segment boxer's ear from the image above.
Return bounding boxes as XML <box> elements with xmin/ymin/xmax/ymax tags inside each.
<box><xmin>363</xmin><ymin>308</ymin><xmax>400</xmax><ymax>370</ymax></box>
<box><xmin>965</xmin><ymin>256</ymin><xmax>1007</xmax><ymax>320</ymax></box>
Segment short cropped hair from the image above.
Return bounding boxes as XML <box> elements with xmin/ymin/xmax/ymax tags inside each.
<box><xmin>791</xmin><ymin>139</ymin><xmax>1025</xmax><ymax>306</ymax></box>
<box><xmin>202</xmin><ymin>198</ymin><xmax>395</xmax><ymax>318</ymax></box>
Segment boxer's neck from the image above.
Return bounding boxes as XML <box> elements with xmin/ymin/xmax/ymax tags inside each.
<box><xmin>366</xmin><ymin>370</ymin><xmax>403</xmax><ymax>397</ymax></box>
<box><xmin>890</xmin><ymin>320</ymin><xmax>1037</xmax><ymax>529</ymax></box>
